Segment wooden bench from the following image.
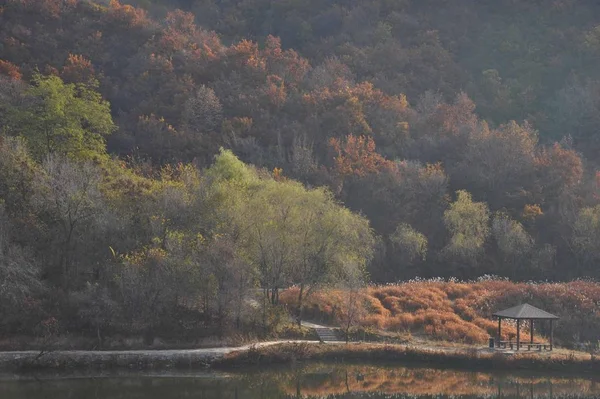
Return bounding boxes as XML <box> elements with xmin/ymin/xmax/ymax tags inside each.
<box><xmin>498</xmin><ymin>341</ymin><xmax>550</xmax><ymax>351</ymax></box>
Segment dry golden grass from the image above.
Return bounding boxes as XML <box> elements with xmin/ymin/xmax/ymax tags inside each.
<box><xmin>281</xmin><ymin>279</ymin><xmax>600</xmax><ymax>345</ymax></box>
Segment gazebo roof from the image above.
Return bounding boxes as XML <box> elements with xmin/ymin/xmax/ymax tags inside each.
<box><xmin>492</xmin><ymin>303</ymin><xmax>559</xmax><ymax>320</ymax></box>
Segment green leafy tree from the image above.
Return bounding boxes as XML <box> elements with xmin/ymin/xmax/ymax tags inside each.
<box><xmin>390</xmin><ymin>223</ymin><xmax>428</xmax><ymax>264</ymax></box>
<box><xmin>7</xmin><ymin>74</ymin><xmax>114</xmax><ymax>161</ymax></box>
<box><xmin>205</xmin><ymin>150</ymin><xmax>374</xmax><ymax>323</ymax></box>
<box><xmin>492</xmin><ymin>213</ymin><xmax>533</xmax><ymax>257</ymax></box>
<box><xmin>443</xmin><ymin>190</ymin><xmax>490</xmax><ymax>262</ymax></box>
<box><xmin>0</xmin><ymin>136</ymin><xmax>38</xmax><ymax>217</ymax></box>
<box><xmin>492</xmin><ymin>212</ymin><xmax>533</xmax><ymax>277</ymax></box>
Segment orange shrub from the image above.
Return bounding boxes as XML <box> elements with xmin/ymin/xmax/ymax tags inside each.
<box><xmin>385</xmin><ymin>313</ymin><xmax>415</xmax><ymax>331</ymax></box>
<box><xmin>363</xmin><ymin>314</ymin><xmax>387</xmax><ymax>329</ymax></box>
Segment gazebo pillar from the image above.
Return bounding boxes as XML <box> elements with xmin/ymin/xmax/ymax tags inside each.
<box><xmin>516</xmin><ymin>319</ymin><xmax>520</xmax><ymax>350</ymax></box>
<box><xmin>550</xmin><ymin>320</ymin><xmax>554</xmax><ymax>351</ymax></box>
<box><xmin>497</xmin><ymin>317</ymin><xmax>502</xmax><ymax>346</ymax></box>
<box><xmin>530</xmin><ymin>319</ymin><xmax>534</xmax><ymax>344</ymax></box>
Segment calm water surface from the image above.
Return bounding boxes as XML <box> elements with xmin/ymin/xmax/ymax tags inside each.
<box><xmin>1</xmin><ymin>363</ymin><xmax>599</xmax><ymax>398</ymax></box>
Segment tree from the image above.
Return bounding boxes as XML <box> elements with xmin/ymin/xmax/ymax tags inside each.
<box><xmin>70</xmin><ymin>283</ymin><xmax>116</xmax><ymax>348</ymax></box>
<box><xmin>34</xmin><ymin>156</ymin><xmax>103</xmax><ymax>288</ymax></box>
<box><xmin>204</xmin><ymin>149</ymin><xmax>374</xmax><ymax>324</ymax></box>
<box><xmin>0</xmin><ymin>76</ymin><xmax>26</xmax><ymax>134</ymax></box>
<box><xmin>0</xmin><ymin>136</ymin><xmax>38</xmax><ymax>217</ymax></box>
<box><xmin>411</xmin><ymin>92</ymin><xmax>478</xmax><ymax>166</ymax></box>
<box><xmin>572</xmin><ymin>205</ymin><xmax>600</xmax><ymax>275</ymax></box>
<box><xmin>329</xmin><ymin>134</ymin><xmax>394</xmax><ymax>178</ymax></box>
<box><xmin>0</xmin><ymin>208</ymin><xmax>44</xmax><ymax>337</ymax></box>
<box><xmin>182</xmin><ymin>85</ymin><xmax>223</xmax><ymax>133</ymax></box>
<box><xmin>0</xmin><ymin>60</ymin><xmax>22</xmax><ymax>80</ymax></box>
<box><xmin>535</xmin><ymin>143</ymin><xmax>583</xmax><ymax>202</ymax></box>
<box><xmin>492</xmin><ymin>213</ymin><xmax>533</xmax><ymax>258</ymax></box>
<box><xmin>61</xmin><ymin>54</ymin><xmax>96</xmax><ymax>86</ymax></box>
<box><xmin>453</xmin><ymin>121</ymin><xmax>538</xmax><ymax>210</ymax></box>
<box><xmin>6</xmin><ymin>74</ymin><xmax>114</xmax><ymax>161</ymax></box>
<box><xmin>492</xmin><ymin>212</ymin><xmax>533</xmax><ymax>277</ymax></box>
<box><xmin>306</xmin><ymin>57</ymin><xmax>355</xmax><ymax>90</ymax></box>
<box><xmin>117</xmin><ymin>246</ymin><xmax>185</xmax><ymax>339</ymax></box>
<box><xmin>390</xmin><ymin>223</ymin><xmax>428</xmax><ymax>265</ymax></box>
<box><xmin>443</xmin><ymin>190</ymin><xmax>490</xmax><ymax>262</ymax></box>
<box><xmin>202</xmin><ymin>235</ymin><xmax>255</xmax><ymax>333</ymax></box>
<box><xmin>288</xmin><ymin>185</ymin><xmax>374</xmax><ymax>324</ymax></box>
<box><xmin>551</xmin><ymin>78</ymin><xmax>600</xmax><ymax>157</ymax></box>
<box><xmin>240</xmin><ymin>175</ymin><xmax>373</xmax><ymax>313</ymax></box>
<box><xmin>0</xmin><ymin>205</ymin><xmax>41</xmax><ymax>307</ymax></box>
<box><xmin>335</xmin><ymin>270</ymin><xmax>367</xmax><ymax>343</ymax></box>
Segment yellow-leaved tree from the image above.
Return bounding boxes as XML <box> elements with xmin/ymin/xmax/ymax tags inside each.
<box><xmin>205</xmin><ymin>149</ymin><xmax>374</xmax><ymax>326</ymax></box>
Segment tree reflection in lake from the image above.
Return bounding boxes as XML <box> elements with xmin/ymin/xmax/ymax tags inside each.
<box><xmin>1</xmin><ymin>364</ymin><xmax>599</xmax><ymax>399</ymax></box>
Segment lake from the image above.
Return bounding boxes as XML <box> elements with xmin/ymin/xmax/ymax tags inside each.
<box><xmin>1</xmin><ymin>363</ymin><xmax>599</xmax><ymax>398</ymax></box>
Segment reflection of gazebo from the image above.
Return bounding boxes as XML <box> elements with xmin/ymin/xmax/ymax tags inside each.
<box><xmin>493</xmin><ymin>303</ymin><xmax>559</xmax><ymax>351</ymax></box>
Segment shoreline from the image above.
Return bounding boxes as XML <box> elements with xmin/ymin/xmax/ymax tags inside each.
<box><xmin>219</xmin><ymin>342</ymin><xmax>600</xmax><ymax>374</ymax></box>
<box><xmin>1</xmin><ymin>341</ymin><xmax>598</xmax><ymax>376</ymax></box>
<box><xmin>0</xmin><ymin>341</ymin><xmax>322</xmax><ymax>372</ymax></box>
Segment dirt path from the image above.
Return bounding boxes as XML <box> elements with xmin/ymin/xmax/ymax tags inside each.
<box><xmin>0</xmin><ymin>323</ymin><xmax>351</xmax><ymax>368</ymax></box>
<box><xmin>0</xmin><ymin>340</ymin><xmax>331</xmax><ymax>371</ymax></box>
<box><xmin>0</xmin><ymin>340</ymin><xmax>322</xmax><ymax>360</ymax></box>
<box><xmin>300</xmin><ymin>321</ymin><xmax>335</xmax><ymax>329</ymax></box>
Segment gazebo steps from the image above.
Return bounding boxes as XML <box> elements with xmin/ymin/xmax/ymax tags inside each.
<box><xmin>314</xmin><ymin>327</ymin><xmax>339</xmax><ymax>342</ymax></box>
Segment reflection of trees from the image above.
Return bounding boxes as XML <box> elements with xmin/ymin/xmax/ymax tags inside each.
<box><xmin>271</xmin><ymin>364</ymin><xmax>600</xmax><ymax>398</ymax></box>
<box><xmin>2</xmin><ymin>368</ymin><xmax>599</xmax><ymax>399</ymax></box>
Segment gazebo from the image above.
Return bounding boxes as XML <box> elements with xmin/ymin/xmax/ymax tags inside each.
<box><xmin>492</xmin><ymin>303</ymin><xmax>559</xmax><ymax>351</ymax></box>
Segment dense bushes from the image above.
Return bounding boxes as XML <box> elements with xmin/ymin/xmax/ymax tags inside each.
<box><xmin>0</xmin><ymin>121</ymin><xmax>372</xmax><ymax>345</ymax></box>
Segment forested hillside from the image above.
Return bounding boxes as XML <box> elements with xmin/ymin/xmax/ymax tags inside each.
<box><xmin>1</xmin><ymin>0</ymin><xmax>600</xmax><ymax>344</ymax></box>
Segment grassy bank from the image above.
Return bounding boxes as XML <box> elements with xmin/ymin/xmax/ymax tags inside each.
<box><xmin>0</xmin><ymin>335</ymin><xmax>248</xmax><ymax>352</ymax></box>
<box><xmin>0</xmin><ymin>350</ymin><xmax>217</xmax><ymax>372</ymax></box>
<box><xmin>214</xmin><ymin>342</ymin><xmax>600</xmax><ymax>375</ymax></box>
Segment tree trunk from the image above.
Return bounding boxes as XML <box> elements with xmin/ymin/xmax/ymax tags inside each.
<box><xmin>296</xmin><ymin>284</ymin><xmax>304</xmax><ymax>326</ymax></box>
<box><xmin>97</xmin><ymin>326</ymin><xmax>103</xmax><ymax>349</ymax></box>
<box><xmin>62</xmin><ymin>223</ymin><xmax>75</xmax><ymax>290</ymax></box>
<box><xmin>345</xmin><ymin>323</ymin><xmax>350</xmax><ymax>343</ymax></box>
<box><xmin>262</xmin><ymin>288</ymin><xmax>268</xmax><ymax>337</ymax></box>
<box><xmin>270</xmin><ymin>287</ymin><xmax>279</xmax><ymax>305</ymax></box>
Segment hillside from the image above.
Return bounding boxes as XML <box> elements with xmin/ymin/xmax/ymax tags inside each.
<box><xmin>1</xmin><ymin>0</ymin><xmax>600</xmax><ymax>345</ymax></box>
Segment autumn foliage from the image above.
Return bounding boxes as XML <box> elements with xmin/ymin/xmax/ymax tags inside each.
<box><xmin>329</xmin><ymin>134</ymin><xmax>394</xmax><ymax>177</ymax></box>
<box><xmin>0</xmin><ymin>60</ymin><xmax>21</xmax><ymax>80</ymax></box>
<box><xmin>4</xmin><ymin>0</ymin><xmax>600</xmax><ymax>346</ymax></box>
<box><xmin>2</xmin><ymin>0</ymin><xmax>600</xmax><ymax>282</ymax></box>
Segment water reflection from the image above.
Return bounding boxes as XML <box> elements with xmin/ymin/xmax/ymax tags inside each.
<box><xmin>273</xmin><ymin>365</ymin><xmax>600</xmax><ymax>398</ymax></box>
<box><xmin>0</xmin><ymin>364</ymin><xmax>598</xmax><ymax>399</ymax></box>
